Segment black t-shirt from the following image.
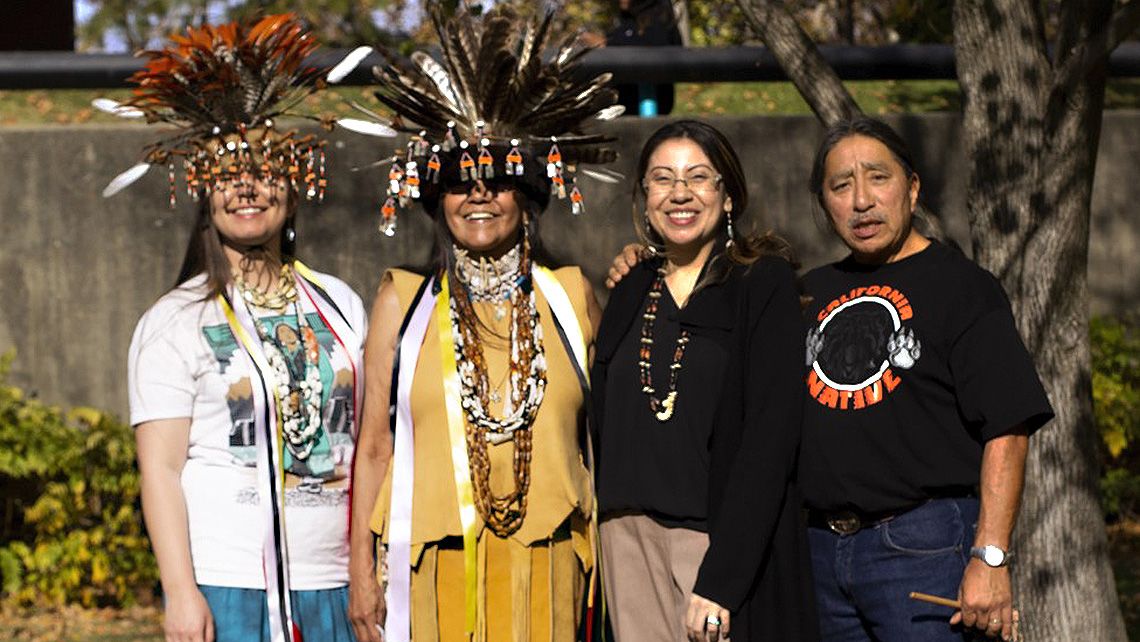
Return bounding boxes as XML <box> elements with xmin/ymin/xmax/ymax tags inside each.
<box><xmin>596</xmin><ymin>281</ymin><xmax>727</xmax><ymax>530</ymax></box>
<box><xmin>799</xmin><ymin>242</ymin><xmax>1053</xmax><ymax>514</ymax></box>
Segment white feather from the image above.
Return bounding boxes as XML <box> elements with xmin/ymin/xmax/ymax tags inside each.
<box><xmin>327</xmin><ymin>46</ymin><xmax>373</xmax><ymax>83</ymax></box>
<box><xmin>411</xmin><ymin>52</ymin><xmax>460</xmax><ymax>112</ymax></box>
<box><xmin>595</xmin><ymin>105</ymin><xmax>625</xmax><ymax>121</ymax></box>
<box><xmin>581</xmin><ymin>167</ymin><xmax>624</xmax><ymax>184</ymax></box>
<box><xmin>350</xmin><ymin>156</ymin><xmax>398</xmax><ymax>172</ymax></box>
<box><xmin>337</xmin><ymin>118</ymin><xmax>397</xmax><ymax>137</ymax></box>
<box><xmin>102</xmin><ymin>162</ymin><xmax>151</xmax><ymax>197</ymax></box>
<box><xmin>91</xmin><ymin>98</ymin><xmax>144</xmax><ymax>118</ymax></box>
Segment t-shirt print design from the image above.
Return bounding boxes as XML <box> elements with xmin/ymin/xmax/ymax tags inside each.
<box><xmin>201</xmin><ymin>312</ymin><xmax>356</xmax><ymax>487</ymax></box>
<box><xmin>805</xmin><ymin>284</ymin><xmax>922</xmax><ymax>411</ymax></box>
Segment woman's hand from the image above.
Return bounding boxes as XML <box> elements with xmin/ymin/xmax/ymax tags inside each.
<box><xmin>605</xmin><ymin>243</ymin><xmax>647</xmax><ymax>289</ymax></box>
<box><xmin>349</xmin><ymin>574</ymin><xmax>387</xmax><ymax>642</ymax></box>
<box><xmin>348</xmin><ymin>275</ymin><xmax>402</xmax><ymax>642</ymax></box>
<box><xmin>162</xmin><ymin>586</ymin><xmax>214</xmax><ymax>642</ymax></box>
<box><xmin>685</xmin><ymin>592</ymin><xmax>730</xmax><ymax>641</ymax></box>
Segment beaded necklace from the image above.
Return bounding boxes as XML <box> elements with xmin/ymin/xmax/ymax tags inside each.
<box><xmin>453</xmin><ymin>244</ymin><xmax>522</xmax><ymax>321</ymax></box>
<box><xmin>448</xmin><ymin>251</ymin><xmax>547</xmax><ymax>536</ymax></box>
<box><xmin>639</xmin><ymin>268</ymin><xmax>690</xmax><ymax>422</ymax></box>
<box><xmin>234</xmin><ymin>265</ymin><xmax>324</xmax><ymax>461</ymax></box>
<box><xmin>233</xmin><ymin>263</ymin><xmax>297</xmax><ymax>312</ymax></box>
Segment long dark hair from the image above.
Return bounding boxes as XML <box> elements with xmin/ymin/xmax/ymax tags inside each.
<box><xmin>808</xmin><ymin>116</ymin><xmax>942</xmax><ymax>241</ymax></box>
<box><xmin>634</xmin><ymin>119</ymin><xmax>798</xmax><ymax>290</ymax></box>
<box><xmin>175</xmin><ymin>187</ymin><xmax>298</xmax><ymax>299</ymax></box>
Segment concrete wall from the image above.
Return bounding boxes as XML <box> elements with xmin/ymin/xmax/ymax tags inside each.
<box><xmin>1</xmin><ymin>112</ymin><xmax>1137</xmax><ymax>418</ymax></box>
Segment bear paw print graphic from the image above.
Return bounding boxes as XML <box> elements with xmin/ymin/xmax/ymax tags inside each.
<box><xmin>887</xmin><ymin>328</ymin><xmax>921</xmax><ymax>369</ymax></box>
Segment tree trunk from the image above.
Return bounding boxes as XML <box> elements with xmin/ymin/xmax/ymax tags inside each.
<box><xmin>954</xmin><ymin>0</ymin><xmax>1127</xmax><ymax>639</ymax></box>
<box><xmin>673</xmin><ymin>0</ymin><xmax>691</xmax><ymax>47</ymax></box>
<box><xmin>733</xmin><ymin>0</ymin><xmax>860</xmax><ymax>126</ymax></box>
<box><xmin>838</xmin><ymin>0</ymin><xmax>855</xmax><ymax>44</ymax></box>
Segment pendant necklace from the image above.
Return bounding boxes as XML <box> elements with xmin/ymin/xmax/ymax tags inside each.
<box><xmin>639</xmin><ymin>267</ymin><xmax>690</xmax><ymax>422</ymax></box>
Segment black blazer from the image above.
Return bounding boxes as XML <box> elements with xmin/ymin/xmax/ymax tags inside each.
<box><xmin>591</xmin><ymin>254</ymin><xmax>819</xmax><ymax>641</ymax></box>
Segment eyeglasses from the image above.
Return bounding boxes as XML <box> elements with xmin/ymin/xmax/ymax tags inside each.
<box><xmin>642</xmin><ymin>168</ymin><xmax>723</xmax><ymax>193</ymax></box>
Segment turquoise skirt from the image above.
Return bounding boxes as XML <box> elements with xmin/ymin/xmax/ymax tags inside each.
<box><xmin>197</xmin><ymin>584</ymin><xmax>357</xmax><ymax>642</ymax></box>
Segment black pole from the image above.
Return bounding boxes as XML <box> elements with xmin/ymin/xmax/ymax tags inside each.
<box><xmin>2</xmin><ymin>43</ymin><xmax>1140</xmax><ymax>89</ymax></box>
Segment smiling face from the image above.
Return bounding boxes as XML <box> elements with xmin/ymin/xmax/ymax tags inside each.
<box><xmin>820</xmin><ymin>134</ymin><xmax>925</xmax><ymax>264</ymax></box>
<box><xmin>642</xmin><ymin>137</ymin><xmax>729</xmax><ymax>259</ymax></box>
<box><xmin>441</xmin><ymin>181</ymin><xmax>524</xmax><ymax>257</ymax></box>
<box><xmin>208</xmin><ymin>176</ymin><xmax>290</xmax><ymax>254</ymax></box>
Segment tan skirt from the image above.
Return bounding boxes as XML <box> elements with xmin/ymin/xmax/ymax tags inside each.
<box><xmin>409</xmin><ymin>527</ymin><xmax>584</xmax><ymax>642</ymax></box>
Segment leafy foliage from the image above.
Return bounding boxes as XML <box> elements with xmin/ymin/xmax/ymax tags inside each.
<box><xmin>0</xmin><ymin>354</ymin><xmax>156</xmax><ymax>607</ymax></box>
<box><xmin>1092</xmin><ymin>316</ymin><xmax>1140</xmax><ymax>520</ymax></box>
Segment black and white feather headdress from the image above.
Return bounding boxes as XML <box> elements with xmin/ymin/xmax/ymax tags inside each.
<box><xmin>331</xmin><ymin>3</ymin><xmax>623</xmax><ymax>236</ymax></box>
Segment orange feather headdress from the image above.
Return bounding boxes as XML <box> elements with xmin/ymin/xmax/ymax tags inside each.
<box><xmin>99</xmin><ymin>14</ymin><xmax>333</xmax><ymax>205</ymax></box>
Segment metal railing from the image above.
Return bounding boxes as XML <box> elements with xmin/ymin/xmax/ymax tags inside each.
<box><xmin>2</xmin><ymin>44</ymin><xmax>1138</xmax><ymax>89</ymax></box>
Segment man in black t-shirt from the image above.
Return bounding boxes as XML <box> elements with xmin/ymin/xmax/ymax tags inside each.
<box><xmin>801</xmin><ymin>117</ymin><xmax>1052</xmax><ymax>642</ymax></box>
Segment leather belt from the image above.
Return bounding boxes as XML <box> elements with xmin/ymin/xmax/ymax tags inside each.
<box><xmin>806</xmin><ymin>506</ymin><xmax>913</xmax><ymax>536</ymax></box>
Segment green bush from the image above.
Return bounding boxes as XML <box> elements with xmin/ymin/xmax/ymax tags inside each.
<box><xmin>0</xmin><ymin>353</ymin><xmax>157</xmax><ymax>607</ymax></box>
<box><xmin>1092</xmin><ymin>316</ymin><xmax>1140</xmax><ymax>521</ymax></box>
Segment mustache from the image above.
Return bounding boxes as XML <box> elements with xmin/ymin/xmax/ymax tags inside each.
<box><xmin>847</xmin><ymin>213</ymin><xmax>883</xmax><ymax>229</ymax></box>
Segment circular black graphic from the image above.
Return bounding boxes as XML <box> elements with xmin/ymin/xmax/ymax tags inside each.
<box><xmin>818</xmin><ymin>301</ymin><xmax>894</xmax><ymax>385</ymax></box>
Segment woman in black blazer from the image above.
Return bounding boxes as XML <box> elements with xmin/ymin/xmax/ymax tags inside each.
<box><xmin>591</xmin><ymin>120</ymin><xmax>818</xmax><ymax>641</ymax></box>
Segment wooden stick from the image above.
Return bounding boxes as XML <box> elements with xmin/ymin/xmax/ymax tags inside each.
<box><xmin>908</xmin><ymin>591</ymin><xmax>961</xmax><ymax>608</ymax></box>
<box><xmin>908</xmin><ymin>592</ymin><xmax>1023</xmax><ymax>641</ymax></box>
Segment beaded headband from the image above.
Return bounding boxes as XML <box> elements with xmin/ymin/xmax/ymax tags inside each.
<box><xmin>97</xmin><ymin>14</ymin><xmax>333</xmax><ymax>205</ymax></box>
<box><xmin>329</xmin><ymin>3</ymin><xmax>624</xmax><ymax>236</ymax></box>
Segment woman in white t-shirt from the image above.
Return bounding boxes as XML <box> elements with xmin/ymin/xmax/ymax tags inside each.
<box><xmin>120</xmin><ymin>15</ymin><xmax>365</xmax><ymax>642</ymax></box>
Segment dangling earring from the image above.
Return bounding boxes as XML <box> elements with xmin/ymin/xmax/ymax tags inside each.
<box><xmin>285</xmin><ymin>224</ymin><xmax>296</xmax><ymax>244</ymax></box>
<box><xmin>725</xmin><ymin>205</ymin><xmax>735</xmax><ymax>249</ymax></box>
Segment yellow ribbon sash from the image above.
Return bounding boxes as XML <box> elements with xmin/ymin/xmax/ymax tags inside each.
<box><xmin>434</xmin><ymin>274</ymin><xmax>480</xmax><ymax>636</ymax></box>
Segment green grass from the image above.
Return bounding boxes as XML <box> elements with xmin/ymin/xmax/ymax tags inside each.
<box><xmin>0</xmin><ymin>86</ymin><xmax>387</xmax><ymax>126</ymax></box>
<box><xmin>1</xmin><ymin>79</ymin><xmax>1138</xmax><ymax>125</ymax></box>
<box><xmin>674</xmin><ymin>78</ymin><xmax>1140</xmax><ymax>116</ymax></box>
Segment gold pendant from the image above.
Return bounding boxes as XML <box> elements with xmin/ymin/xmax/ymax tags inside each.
<box><xmin>654</xmin><ymin>391</ymin><xmax>677</xmax><ymax>422</ymax></box>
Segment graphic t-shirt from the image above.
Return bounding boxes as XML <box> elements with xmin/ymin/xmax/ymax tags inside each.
<box><xmin>128</xmin><ymin>271</ymin><xmax>365</xmax><ymax>589</ymax></box>
<box><xmin>800</xmin><ymin>242</ymin><xmax>1053</xmax><ymax>514</ymax></box>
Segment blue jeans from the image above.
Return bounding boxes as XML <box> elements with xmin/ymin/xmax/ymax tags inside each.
<box><xmin>809</xmin><ymin>498</ymin><xmax>979</xmax><ymax>642</ymax></box>
<box><xmin>197</xmin><ymin>585</ymin><xmax>356</xmax><ymax>642</ymax></box>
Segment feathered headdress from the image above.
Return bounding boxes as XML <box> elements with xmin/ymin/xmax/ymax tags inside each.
<box><xmin>331</xmin><ymin>3</ymin><xmax>624</xmax><ymax>236</ymax></box>
<box><xmin>97</xmin><ymin>14</ymin><xmax>334</xmax><ymax>206</ymax></box>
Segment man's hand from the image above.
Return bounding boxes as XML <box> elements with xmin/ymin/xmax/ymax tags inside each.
<box><xmin>950</xmin><ymin>560</ymin><xmax>1013</xmax><ymax>640</ymax></box>
<box><xmin>349</xmin><ymin>573</ymin><xmax>387</xmax><ymax>642</ymax></box>
<box><xmin>605</xmin><ymin>243</ymin><xmax>646</xmax><ymax>289</ymax></box>
<box><xmin>685</xmin><ymin>593</ymin><xmax>730</xmax><ymax>641</ymax></box>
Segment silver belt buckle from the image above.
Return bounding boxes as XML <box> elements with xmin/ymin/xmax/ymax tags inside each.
<box><xmin>826</xmin><ymin>511</ymin><xmax>862</xmax><ymax>535</ymax></box>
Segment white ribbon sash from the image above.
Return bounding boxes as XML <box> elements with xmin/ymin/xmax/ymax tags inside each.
<box><xmin>384</xmin><ymin>277</ymin><xmax>438</xmax><ymax>642</ymax></box>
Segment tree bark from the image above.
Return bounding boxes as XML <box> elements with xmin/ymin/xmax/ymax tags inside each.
<box><xmin>955</xmin><ymin>0</ymin><xmax>1127</xmax><ymax>639</ymax></box>
<box><xmin>733</xmin><ymin>0</ymin><xmax>860</xmax><ymax>126</ymax></box>
<box><xmin>838</xmin><ymin>0</ymin><xmax>855</xmax><ymax>44</ymax></box>
<box><xmin>673</xmin><ymin>0</ymin><xmax>692</xmax><ymax>47</ymax></box>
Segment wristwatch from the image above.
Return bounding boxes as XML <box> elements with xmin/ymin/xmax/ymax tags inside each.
<box><xmin>969</xmin><ymin>545</ymin><xmax>1011</xmax><ymax>567</ymax></box>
